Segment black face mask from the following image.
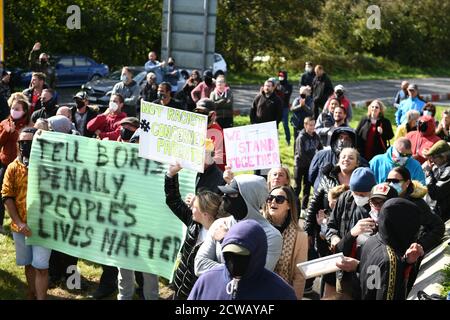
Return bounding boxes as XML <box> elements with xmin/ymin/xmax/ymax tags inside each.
<box><xmin>418</xmin><ymin>121</ymin><xmax>428</xmax><ymax>133</ymax></box>
<box><xmin>75</xmin><ymin>100</ymin><xmax>85</xmax><ymax>109</ymax></box>
<box><xmin>224</xmin><ymin>252</ymin><xmax>251</xmax><ymax>278</ymax></box>
<box><xmin>168</xmin><ymin>62</ymin><xmax>174</xmax><ymax>66</ymax></box>
<box><xmin>333</xmin><ymin>139</ymin><xmax>353</xmax><ymax>155</ymax></box>
<box><xmin>120</xmin><ymin>127</ymin><xmax>134</xmax><ymax>141</ymax></box>
<box><xmin>42</xmin><ymin>99</ymin><xmax>54</xmax><ymax>111</ymax></box>
<box><xmin>157</xmin><ymin>92</ymin><xmax>166</xmax><ymax>100</ymax></box>
<box><xmin>19</xmin><ymin>140</ymin><xmax>32</xmax><ymax>159</ymax></box>
<box><xmin>300</xmin><ymin>94</ymin><xmax>306</xmax><ymax>99</ymax></box>
<box><xmin>222</xmin><ymin>194</ymin><xmax>248</xmax><ymax>221</ymax></box>
<box><xmin>336</xmin><ymin>91</ymin><xmax>344</xmax><ymax>98</ymax></box>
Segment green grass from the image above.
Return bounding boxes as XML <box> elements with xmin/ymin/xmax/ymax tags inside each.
<box><xmin>442</xmin><ymin>264</ymin><xmax>450</xmax><ymax>297</ymax></box>
<box><xmin>227</xmin><ymin>66</ymin><xmax>450</xmax><ymax>85</ymax></box>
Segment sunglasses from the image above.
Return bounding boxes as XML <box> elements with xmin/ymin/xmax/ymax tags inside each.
<box><xmin>386</xmin><ymin>178</ymin><xmax>403</xmax><ymax>184</ymax></box>
<box><xmin>266</xmin><ymin>195</ymin><xmax>287</xmax><ymax>204</ymax></box>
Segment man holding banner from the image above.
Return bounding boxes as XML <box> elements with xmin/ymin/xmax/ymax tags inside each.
<box><xmin>2</xmin><ymin>127</ymin><xmax>51</xmax><ymax>300</ymax></box>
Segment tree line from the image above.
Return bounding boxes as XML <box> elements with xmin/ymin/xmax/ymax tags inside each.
<box><xmin>5</xmin><ymin>0</ymin><xmax>450</xmax><ymax>73</ymax></box>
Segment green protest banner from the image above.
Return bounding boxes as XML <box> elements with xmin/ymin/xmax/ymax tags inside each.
<box><xmin>26</xmin><ymin>131</ymin><xmax>195</xmax><ymax>281</ymax></box>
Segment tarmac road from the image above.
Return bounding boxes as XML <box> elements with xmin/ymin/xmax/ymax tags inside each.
<box><xmin>57</xmin><ymin>77</ymin><xmax>450</xmax><ymax>114</ymax></box>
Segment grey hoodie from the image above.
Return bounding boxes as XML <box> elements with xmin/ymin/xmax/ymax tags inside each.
<box><xmin>194</xmin><ymin>174</ymin><xmax>282</xmax><ymax>276</ymax></box>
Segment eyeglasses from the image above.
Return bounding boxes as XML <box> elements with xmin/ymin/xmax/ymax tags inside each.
<box><xmin>386</xmin><ymin>178</ymin><xmax>403</xmax><ymax>184</ymax></box>
<box><xmin>266</xmin><ymin>195</ymin><xmax>287</xmax><ymax>204</ymax></box>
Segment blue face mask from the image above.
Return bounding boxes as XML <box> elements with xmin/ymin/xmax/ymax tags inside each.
<box><xmin>389</xmin><ymin>182</ymin><xmax>403</xmax><ymax>195</ymax></box>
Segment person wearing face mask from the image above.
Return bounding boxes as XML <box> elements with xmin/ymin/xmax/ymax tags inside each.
<box><xmin>356</xmin><ymin>100</ymin><xmax>394</xmax><ymax>161</ymax></box>
<box><xmin>370</xmin><ymin>137</ymin><xmax>425</xmax><ymax>184</ymax></box>
<box><xmin>30</xmin><ymin>88</ymin><xmax>58</xmax><ymax>124</ymax></box>
<box><xmin>291</xmin><ymin>85</ymin><xmax>314</xmax><ymax>143</ymax></box>
<box><xmin>395</xmin><ymin>83</ymin><xmax>426</xmax><ymax>126</ymax></box>
<box><xmin>163</xmin><ymin>57</ymin><xmax>180</xmax><ymax>94</ymax></box>
<box><xmin>194</xmin><ymin>175</ymin><xmax>282</xmax><ymax>277</ymax></box>
<box><xmin>423</xmin><ymin>141</ymin><xmax>450</xmax><ymax>221</ymax></box>
<box><xmin>191</xmin><ymin>70</ymin><xmax>215</xmax><ymax>104</ymax></box>
<box><xmin>111</xmin><ymin>67</ymin><xmax>140</xmax><ymax>117</ymax></box>
<box><xmin>152</xmin><ymin>82</ymin><xmax>183</xmax><ymax>110</ymax></box>
<box><xmin>87</xmin><ymin>93</ymin><xmax>127</xmax><ymax>140</ymax></box>
<box><xmin>386</xmin><ymin>167</ymin><xmax>445</xmax><ymax>296</ymax></box>
<box><xmin>28</xmin><ymin>42</ymin><xmax>56</xmax><ymax>89</ymax></box>
<box><xmin>189</xmin><ymin>220</ymin><xmax>296</xmax><ymax>300</ymax></box>
<box><xmin>70</xmin><ymin>91</ymin><xmax>98</xmax><ymax>137</ymax></box>
<box><xmin>299</xmin><ymin>61</ymin><xmax>316</xmax><ymax>87</ymax></box>
<box><xmin>326</xmin><ymin>167</ymin><xmax>376</xmax><ymax>299</ymax></box>
<box><xmin>323</xmin><ymin>85</ymin><xmax>353</xmax><ymax>122</ymax></box>
<box><xmin>406</xmin><ymin>115</ymin><xmax>441</xmax><ymax>164</ymax></box>
<box><xmin>0</xmin><ymin>99</ymin><xmax>30</xmax><ymax>233</ymax></box>
<box><xmin>309</xmin><ymin>127</ymin><xmax>370</xmax><ymax>191</ymax></box>
<box><xmin>277</xmin><ymin>71</ymin><xmax>293</xmax><ymax>146</ymax></box>
<box><xmin>337</xmin><ymin>198</ymin><xmax>423</xmax><ymax>300</ymax></box>
<box><xmin>2</xmin><ymin>127</ymin><xmax>53</xmax><ymax>299</ymax></box>
<box><xmin>250</xmin><ymin>79</ymin><xmax>283</xmax><ymax>126</ymax></box>
<box><xmin>117</xmin><ymin>117</ymin><xmax>139</xmax><ymax>142</ymax></box>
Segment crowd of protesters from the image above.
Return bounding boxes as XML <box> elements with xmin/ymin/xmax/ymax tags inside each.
<box><xmin>0</xmin><ymin>47</ymin><xmax>448</xmax><ymax>302</ymax></box>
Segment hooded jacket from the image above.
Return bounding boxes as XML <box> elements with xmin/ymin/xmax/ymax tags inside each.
<box><xmin>194</xmin><ymin>175</ymin><xmax>282</xmax><ymax>276</ymax></box>
<box><xmin>406</xmin><ymin>115</ymin><xmax>441</xmax><ymax>164</ymax></box>
<box><xmin>369</xmin><ymin>146</ymin><xmax>426</xmax><ymax>185</ymax></box>
<box><xmin>426</xmin><ymin>160</ymin><xmax>450</xmax><ymax>221</ymax></box>
<box><xmin>278</xmin><ymin>71</ymin><xmax>293</xmax><ymax>109</ymax></box>
<box><xmin>250</xmin><ymin>91</ymin><xmax>283</xmax><ymax>125</ymax></box>
<box><xmin>308</xmin><ymin>127</ymin><xmax>369</xmax><ymax>190</ymax></box>
<box><xmin>188</xmin><ymin>220</ymin><xmax>296</xmax><ymax>300</ymax></box>
<box><xmin>359</xmin><ymin>198</ymin><xmax>420</xmax><ymax>300</ymax></box>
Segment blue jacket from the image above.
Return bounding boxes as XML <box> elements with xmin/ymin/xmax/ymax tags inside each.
<box><xmin>188</xmin><ymin>220</ymin><xmax>296</xmax><ymax>300</ymax></box>
<box><xmin>395</xmin><ymin>97</ymin><xmax>426</xmax><ymax>125</ymax></box>
<box><xmin>369</xmin><ymin>146</ymin><xmax>426</xmax><ymax>184</ymax></box>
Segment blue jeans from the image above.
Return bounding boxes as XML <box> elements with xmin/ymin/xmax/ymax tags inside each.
<box><xmin>282</xmin><ymin>108</ymin><xmax>291</xmax><ymax>144</ymax></box>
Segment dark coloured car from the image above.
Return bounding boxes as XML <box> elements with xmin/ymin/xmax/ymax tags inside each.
<box><xmin>81</xmin><ymin>66</ymin><xmax>147</xmax><ymax>105</ymax></box>
<box><xmin>20</xmin><ymin>55</ymin><xmax>109</xmax><ymax>88</ymax></box>
<box><xmin>81</xmin><ymin>66</ymin><xmax>187</xmax><ymax>105</ymax></box>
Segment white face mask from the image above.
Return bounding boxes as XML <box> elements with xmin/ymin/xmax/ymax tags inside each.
<box><xmin>109</xmin><ymin>101</ymin><xmax>119</xmax><ymax>113</ymax></box>
<box><xmin>353</xmin><ymin>194</ymin><xmax>369</xmax><ymax>207</ymax></box>
<box><xmin>369</xmin><ymin>209</ymin><xmax>379</xmax><ymax>223</ymax></box>
<box><xmin>10</xmin><ymin>109</ymin><xmax>24</xmax><ymax>120</ymax></box>
<box><xmin>120</xmin><ymin>74</ymin><xmax>127</xmax><ymax>82</ymax></box>
<box><xmin>423</xmin><ymin>110</ymin><xmax>433</xmax><ymax>117</ymax></box>
<box><xmin>305</xmin><ymin>67</ymin><xmax>313</xmax><ymax>73</ymax></box>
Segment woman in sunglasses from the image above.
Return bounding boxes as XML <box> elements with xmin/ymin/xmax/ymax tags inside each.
<box><xmin>355</xmin><ymin>99</ymin><xmax>394</xmax><ymax>161</ymax></box>
<box><xmin>262</xmin><ymin>186</ymin><xmax>308</xmax><ymax>299</ymax></box>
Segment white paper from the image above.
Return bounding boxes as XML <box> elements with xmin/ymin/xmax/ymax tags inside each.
<box><xmin>297</xmin><ymin>252</ymin><xmax>344</xmax><ymax>279</ymax></box>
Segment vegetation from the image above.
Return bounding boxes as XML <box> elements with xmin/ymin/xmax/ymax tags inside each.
<box><xmin>5</xmin><ymin>0</ymin><xmax>450</xmax><ymax>77</ymax></box>
<box><xmin>442</xmin><ymin>263</ymin><xmax>450</xmax><ymax>297</ymax></box>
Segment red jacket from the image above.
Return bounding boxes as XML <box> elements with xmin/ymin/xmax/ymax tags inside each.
<box><xmin>0</xmin><ymin>116</ymin><xmax>29</xmax><ymax>166</ymax></box>
<box><xmin>406</xmin><ymin>115</ymin><xmax>441</xmax><ymax>164</ymax></box>
<box><xmin>87</xmin><ymin>112</ymin><xmax>127</xmax><ymax>141</ymax></box>
<box><xmin>208</xmin><ymin>122</ymin><xmax>226</xmax><ymax>171</ymax></box>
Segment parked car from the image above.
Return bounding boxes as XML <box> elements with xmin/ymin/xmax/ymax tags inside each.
<box><xmin>81</xmin><ymin>66</ymin><xmax>187</xmax><ymax>106</ymax></box>
<box><xmin>20</xmin><ymin>55</ymin><xmax>109</xmax><ymax>88</ymax></box>
<box><xmin>212</xmin><ymin>53</ymin><xmax>227</xmax><ymax>77</ymax></box>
